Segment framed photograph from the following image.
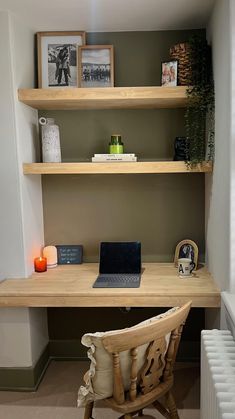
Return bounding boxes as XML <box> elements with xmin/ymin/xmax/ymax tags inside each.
<box><xmin>37</xmin><ymin>31</ymin><xmax>86</xmax><ymax>88</ymax></box>
<box><xmin>78</xmin><ymin>45</ymin><xmax>114</xmax><ymax>87</ymax></box>
<box><xmin>161</xmin><ymin>60</ymin><xmax>178</xmax><ymax>87</ymax></box>
<box><xmin>174</xmin><ymin>239</ymin><xmax>198</xmax><ymax>269</ymax></box>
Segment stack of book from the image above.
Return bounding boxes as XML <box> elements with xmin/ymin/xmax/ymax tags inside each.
<box><xmin>92</xmin><ymin>153</ymin><xmax>137</xmax><ymax>162</ymax></box>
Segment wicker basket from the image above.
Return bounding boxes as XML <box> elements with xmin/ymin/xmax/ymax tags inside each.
<box><xmin>170</xmin><ymin>43</ymin><xmax>192</xmax><ymax>86</ymax></box>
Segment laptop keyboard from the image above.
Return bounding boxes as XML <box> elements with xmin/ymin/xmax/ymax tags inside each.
<box><xmin>93</xmin><ymin>274</ymin><xmax>141</xmax><ymax>288</ymax></box>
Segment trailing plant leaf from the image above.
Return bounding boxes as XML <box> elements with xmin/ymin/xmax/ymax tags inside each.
<box><xmin>185</xmin><ymin>35</ymin><xmax>215</xmax><ymax>165</ymax></box>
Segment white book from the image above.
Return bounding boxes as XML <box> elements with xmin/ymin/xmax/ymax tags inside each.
<box><xmin>92</xmin><ymin>156</ymin><xmax>137</xmax><ymax>162</ymax></box>
<box><xmin>94</xmin><ymin>153</ymin><xmax>135</xmax><ymax>158</ymax></box>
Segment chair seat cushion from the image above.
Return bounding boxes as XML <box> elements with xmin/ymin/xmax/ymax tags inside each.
<box><xmin>77</xmin><ymin>306</ymin><xmax>179</xmax><ymax>407</ymax></box>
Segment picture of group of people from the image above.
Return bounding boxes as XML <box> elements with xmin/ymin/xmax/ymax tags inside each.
<box><xmin>37</xmin><ymin>31</ymin><xmax>114</xmax><ymax>88</ymax></box>
<box><xmin>81</xmin><ymin>64</ymin><xmax>111</xmax><ymax>87</ymax></box>
<box><xmin>47</xmin><ymin>43</ymin><xmax>113</xmax><ymax>88</ymax></box>
<box><xmin>161</xmin><ymin>60</ymin><xmax>178</xmax><ymax>87</ymax></box>
<box><xmin>79</xmin><ymin>46</ymin><xmax>114</xmax><ymax>88</ymax></box>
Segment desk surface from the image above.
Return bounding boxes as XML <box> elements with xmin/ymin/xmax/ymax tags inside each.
<box><xmin>0</xmin><ymin>263</ymin><xmax>220</xmax><ymax>308</ymax></box>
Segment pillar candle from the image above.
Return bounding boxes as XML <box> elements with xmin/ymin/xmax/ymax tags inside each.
<box><xmin>34</xmin><ymin>257</ymin><xmax>47</xmax><ymax>273</ymax></box>
<box><xmin>43</xmin><ymin>246</ymin><xmax>57</xmax><ymax>268</ymax></box>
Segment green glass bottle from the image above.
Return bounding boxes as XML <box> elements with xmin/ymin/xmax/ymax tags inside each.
<box><xmin>109</xmin><ymin>134</ymin><xmax>124</xmax><ymax>154</ymax></box>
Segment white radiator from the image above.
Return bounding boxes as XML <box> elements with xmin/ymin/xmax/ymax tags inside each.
<box><xmin>201</xmin><ymin>330</ymin><xmax>235</xmax><ymax>419</ymax></box>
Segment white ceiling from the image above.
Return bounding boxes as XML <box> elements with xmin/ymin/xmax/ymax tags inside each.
<box><xmin>0</xmin><ymin>0</ymin><xmax>215</xmax><ymax>32</ymax></box>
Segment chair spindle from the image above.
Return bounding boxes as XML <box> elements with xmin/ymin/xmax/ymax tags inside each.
<box><xmin>113</xmin><ymin>352</ymin><xmax>125</xmax><ymax>404</ymax></box>
<box><xmin>130</xmin><ymin>347</ymin><xmax>138</xmax><ymax>401</ymax></box>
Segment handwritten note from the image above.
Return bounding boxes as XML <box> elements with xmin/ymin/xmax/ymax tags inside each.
<box><xmin>56</xmin><ymin>245</ymin><xmax>83</xmax><ymax>265</ymax></box>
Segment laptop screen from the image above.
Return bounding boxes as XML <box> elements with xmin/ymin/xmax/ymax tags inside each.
<box><xmin>99</xmin><ymin>242</ymin><xmax>141</xmax><ymax>274</ymax></box>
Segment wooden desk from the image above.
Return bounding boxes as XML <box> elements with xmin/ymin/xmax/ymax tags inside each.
<box><xmin>0</xmin><ymin>263</ymin><xmax>220</xmax><ymax>308</ymax></box>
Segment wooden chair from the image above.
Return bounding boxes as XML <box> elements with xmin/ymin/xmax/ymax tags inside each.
<box><xmin>83</xmin><ymin>301</ymin><xmax>191</xmax><ymax>419</ymax></box>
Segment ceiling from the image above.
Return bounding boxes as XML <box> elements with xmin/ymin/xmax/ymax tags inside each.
<box><xmin>0</xmin><ymin>0</ymin><xmax>215</xmax><ymax>32</ymax></box>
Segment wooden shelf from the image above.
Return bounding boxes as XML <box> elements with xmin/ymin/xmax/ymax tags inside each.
<box><xmin>18</xmin><ymin>86</ymin><xmax>188</xmax><ymax>110</ymax></box>
<box><xmin>0</xmin><ymin>263</ymin><xmax>220</xmax><ymax>308</ymax></box>
<box><xmin>23</xmin><ymin>161</ymin><xmax>213</xmax><ymax>175</ymax></box>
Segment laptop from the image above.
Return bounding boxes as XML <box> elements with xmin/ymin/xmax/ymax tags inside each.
<box><xmin>93</xmin><ymin>241</ymin><xmax>141</xmax><ymax>288</ymax></box>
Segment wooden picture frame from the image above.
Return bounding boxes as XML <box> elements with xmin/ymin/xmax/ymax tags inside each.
<box><xmin>78</xmin><ymin>45</ymin><xmax>114</xmax><ymax>88</ymax></box>
<box><xmin>161</xmin><ymin>60</ymin><xmax>178</xmax><ymax>87</ymax></box>
<box><xmin>174</xmin><ymin>239</ymin><xmax>198</xmax><ymax>269</ymax></box>
<box><xmin>37</xmin><ymin>31</ymin><xmax>86</xmax><ymax>88</ymax></box>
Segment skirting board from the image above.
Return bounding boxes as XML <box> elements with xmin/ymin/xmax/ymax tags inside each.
<box><xmin>0</xmin><ymin>339</ymin><xmax>199</xmax><ymax>390</ymax></box>
<box><xmin>0</xmin><ymin>345</ymin><xmax>50</xmax><ymax>391</ymax></box>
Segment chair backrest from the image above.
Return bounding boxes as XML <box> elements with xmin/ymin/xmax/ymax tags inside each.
<box><xmin>101</xmin><ymin>301</ymin><xmax>191</xmax><ymax>406</ymax></box>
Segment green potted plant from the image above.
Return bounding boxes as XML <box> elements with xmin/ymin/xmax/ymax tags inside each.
<box><xmin>185</xmin><ymin>35</ymin><xmax>215</xmax><ymax>165</ymax></box>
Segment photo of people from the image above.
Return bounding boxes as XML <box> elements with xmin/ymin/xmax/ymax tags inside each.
<box><xmin>174</xmin><ymin>239</ymin><xmax>198</xmax><ymax>269</ymax></box>
<box><xmin>48</xmin><ymin>44</ymin><xmax>77</xmax><ymax>87</ymax></box>
<box><xmin>37</xmin><ymin>31</ymin><xmax>85</xmax><ymax>88</ymax></box>
<box><xmin>161</xmin><ymin>60</ymin><xmax>178</xmax><ymax>87</ymax></box>
<box><xmin>179</xmin><ymin>244</ymin><xmax>195</xmax><ymax>262</ymax></box>
<box><xmin>79</xmin><ymin>46</ymin><xmax>114</xmax><ymax>87</ymax></box>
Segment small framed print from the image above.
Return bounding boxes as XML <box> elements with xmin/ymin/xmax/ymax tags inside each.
<box><xmin>174</xmin><ymin>239</ymin><xmax>199</xmax><ymax>269</ymax></box>
<box><xmin>78</xmin><ymin>45</ymin><xmax>114</xmax><ymax>87</ymax></box>
<box><xmin>161</xmin><ymin>60</ymin><xmax>178</xmax><ymax>87</ymax></box>
<box><xmin>37</xmin><ymin>31</ymin><xmax>86</xmax><ymax>88</ymax></box>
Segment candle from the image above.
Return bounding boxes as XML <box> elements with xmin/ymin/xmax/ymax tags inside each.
<box><xmin>34</xmin><ymin>257</ymin><xmax>47</xmax><ymax>273</ymax></box>
<box><xmin>43</xmin><ymin>246</ymin><xmax>57</xmax><ymax>268</ymax></box>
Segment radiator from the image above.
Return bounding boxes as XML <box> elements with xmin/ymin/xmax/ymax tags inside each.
<box><xmin>201</xmin><ymin>330</ymin><xmax>235</xmax><ymax>419</ymax></box>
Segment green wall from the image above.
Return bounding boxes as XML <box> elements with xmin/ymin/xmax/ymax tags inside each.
<box><xmin>41</xmin><ymin>29</ymin><xmax>205</xmax><ymax>262</ymax></box>
<box><xmin>86</xmin><ymin>30</ymin><xmax>202</xmax><ymax>87</ymax></box>
<box><xmin>43</xmin><ymin>173</ymin><xmax>204</xmax><ymax>262</ymax></box>
<box><xmin>40</xmin><ymin>30</ymin><xmax>205</xmax><ymax>350</ymax></box>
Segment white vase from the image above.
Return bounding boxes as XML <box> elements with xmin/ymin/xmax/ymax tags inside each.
<box><xmin>39</xmin><ymin>117</ymin><xmax>61</xmax><ymax>163</ymax></box>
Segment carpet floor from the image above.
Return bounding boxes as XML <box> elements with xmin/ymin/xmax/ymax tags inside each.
<box><xmin>0</xmin><ymin>360</ymin><xmax>200</xmax><ymax>419</ymax></box>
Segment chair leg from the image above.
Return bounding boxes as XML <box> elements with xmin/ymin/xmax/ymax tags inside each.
<box><xmin>165</xmin><ymin>391</ymin><xmax>180</xmax><ymax>419</ymax></box>
<box><xmin>153</xmin><ymin>400</ymin><xmax>171</xmax><ymax>419</ymax></box>
<box><xmin>84</xmin><ymin>401</ymin><xmax>94</xmax><ymax>419</ymax></box>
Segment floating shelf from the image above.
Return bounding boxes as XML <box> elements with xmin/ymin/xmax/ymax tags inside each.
<box><xmin>23</xmin><ymin>161</ymin><xmax>213</xmax><ymax>175</ymax></box>
<box><xmin>18</xmin><ymin>86</ymin><xmax>188</xmax><ymax>110</ymax></box>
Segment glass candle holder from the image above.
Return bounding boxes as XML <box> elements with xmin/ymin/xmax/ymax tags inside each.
<box><xmin>34</xmin><ymin>257</ymin><xmax>47</xmax><ymax>273</ymax></box>
<box><xmin>109</xmin><ymin>134</ymin><xmax>124</xmax><ymax>154</ymax></box>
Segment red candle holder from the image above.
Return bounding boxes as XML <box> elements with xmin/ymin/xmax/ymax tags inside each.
<box><xmin>34</xmin><ymin>257</ymin><xmax>47</xmax><ymax>273</ymax></box>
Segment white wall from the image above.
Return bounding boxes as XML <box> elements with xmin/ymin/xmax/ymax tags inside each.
<box><xmin>0</xmin><ymin>11</ymin><xmax>44</xmax><ymax>279</ymax></box>
<box><xmin>0</xmin><ymin>307</ymin><xmax>48</xmax><ymax>367</ymax></box>
<box><xmin>230</xmin><ymin>0</ymin><xmax>235</xmax><ymax>293</ymax></box>
<box><xmin>0</xmin><ymin>308</ymin><xmax>31</xmax><ymax>367</ymax></box>
<box><xmin>206</xmin><ymin>0</ymin><xmax>231</xmax><ymax>291</ymax></box>
<box><xmin>0</xmin><ymin>11</ymin><xmax>48</xmax><ymax>368</ymax></box>
<box><xmin>0</xmin><ymin>11</ymin><xmax>25</xmax><ymax>280</ymax></box>
<box><xmin>29</xmin><ymin>308</ymin><xmax>48</xmax><ymax>365</ymax></box>
<box><xmin>10</xmin><ymin>12</ymin><xmax>44</xmax><ymax>277</ymax></box>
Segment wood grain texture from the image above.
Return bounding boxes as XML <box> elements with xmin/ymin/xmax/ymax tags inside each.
<box><xmin>113</xmin><ymin>352</ymin><xmax>125</xmax><ymax>404</ymax></box>
<box><xmin>139</xmin><ymin>338</ymin><xmax>166</xmax><ymax>394</ymax></box>
<box><xmin>18</xmin><ymin>86</ymin><xmax>188</xmax><ymax>110</ymax></box>
<box><xmin>23</xmin><ymin>161</ymin><xmax>213</xmax><ymax>175</ymax></box>
<box><xmin>0</xmin><ymin>263</ymin><xmax>220</xmax><ymax>308</ymax></box>
<box><xmin>102</xmin><ymin>302</ymin><xmax>191</xmax><ymax>353</ymax></box>
<box><xmin>130</xmin><ymin>347</ymin><xmax>138</xmax><ymax>401</ymax></box>
<box><xmin>102</xmin><ymin>302</ymin><xmax>191</xmax><ymax>417</ymax></box>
